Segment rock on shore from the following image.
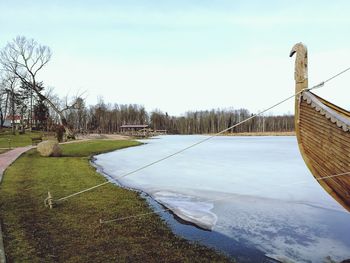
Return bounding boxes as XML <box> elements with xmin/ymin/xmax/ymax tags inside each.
<box><xmin>37</xmin><ymin>141</ymin><xmax>62</xmax><ymax>157</ymax></box>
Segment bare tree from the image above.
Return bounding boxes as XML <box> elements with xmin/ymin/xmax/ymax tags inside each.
<box><xmin>0</xmin><ymin>75</ymin><xmax>10</xmax><ymax>129</ymax></box>
<box><xmin>0</xmin><ymin>36</ymin><xmax>75</xmax><ymax>136</ymax></box>
<box><xmin>0</xmin><ymin>36</ymin><xmax>51</xmax><ymax>129</ymax></box>
<box><xmin>0</xmin><ymin>73</ymin><xmax>20</xmax><ymax>134</ymax></box>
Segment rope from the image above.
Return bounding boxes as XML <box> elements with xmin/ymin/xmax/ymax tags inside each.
<box><xmin>322</xmin><ymin>66</ymin><xmax>350</xmax><ymax>85</ymax></box>
<box><xmin>54</xmin><ymin>66</ymin><xmax>350</xmax><ymax>203</ymax></box>
<box><xmin>55</xmin><ymin>181</ymin><xmax>110</xmax><ymax>202</ymax></box>
<box><xmin>55</xmin><ymin>89</ymin><xmax>302</xmax><ymax>203</ymax></box>
<box><xmin>100</xmin><ymin>170</ymin><xmax>350</xmax><ymax>224</ymax></box>
<box><xmin>308</xmin><ymin>66</ymin><xmax>350</xmax><ymax>91</ymax></box>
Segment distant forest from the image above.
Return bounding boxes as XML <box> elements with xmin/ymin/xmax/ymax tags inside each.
<box><xmin>0</xmin><ymin>90</ymin><xmax>294</xmax><ymax>134</ymax></box>
<box><xmin>0</xmin><ymin>36</ymin><xmax>294</xmax><ymax>135</ymax></box>
<box><xmin>62</xmin><ymin>98</ymin><xmax>294</xmax><ymax>134</ymax></box>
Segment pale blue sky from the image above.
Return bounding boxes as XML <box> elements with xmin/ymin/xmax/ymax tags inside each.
<box><xmin>1</xmin><ymin>1</ymin><xmax>350</xmax><ymax>115</ymax></box>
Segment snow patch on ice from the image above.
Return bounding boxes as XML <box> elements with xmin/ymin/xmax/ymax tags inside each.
<box><xmin>151</xmin><ymin>191</ymin><xmax>217</xmax><ymax>230</ymax></box>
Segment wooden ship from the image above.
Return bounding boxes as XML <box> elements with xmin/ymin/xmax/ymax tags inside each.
<box><xmin>290</xmin><ymin>43</ymin><xmax>350</xmax><ymax>212</ymax></box>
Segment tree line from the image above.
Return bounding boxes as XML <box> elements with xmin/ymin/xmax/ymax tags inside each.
<box><xmin>150</xmin><ymin>109</ymin><xmax>294</xmax><ymax>134</ymax></box>
<box><xmin>62</xmin><ymin>99</ymin><xmax>294</xmax><ymax>134</ymax></box>
<box><xmin>1</xmin><ymin>36</ymin><xmax>294</xmax><ymax>136</ymax></box>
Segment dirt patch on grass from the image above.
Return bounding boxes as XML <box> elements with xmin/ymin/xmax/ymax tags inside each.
<box><xmin>75</xmin><ymin>133</ymin><xmax>131</xmax><ymax>140</ymax></box>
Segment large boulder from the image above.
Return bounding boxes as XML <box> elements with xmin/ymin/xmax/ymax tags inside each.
<box><xmin>37</xmin><ymin>140</ymin><xmax>62</xmax><ymax>157</ymax></box>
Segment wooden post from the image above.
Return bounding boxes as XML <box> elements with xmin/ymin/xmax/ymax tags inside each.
<box><xmin>46</xmin><ymin>192</ymin><xmax>53</xmax><ymax>209</ymax></box>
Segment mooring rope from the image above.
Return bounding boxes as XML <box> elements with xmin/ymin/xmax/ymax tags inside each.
<box><xmin>315</xmin><ymin>66</ymin><xmax>350</xmax><ymax>89</ymax></box>
<box><xmin>53</xmin><ymin>66</ymin><xmax>350</xmax><ymax>204</ymax></box>
<box><xmin>100</xmin><ymin>170</ymin><xmax>350</xmax><ymax>224</ymax></box>
<box><xmin>55</xmin><ymin>89</ymin><xmax>302</xmax><ymax>203</ymax></box>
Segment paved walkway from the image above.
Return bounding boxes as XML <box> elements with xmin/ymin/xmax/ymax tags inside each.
<box><xmin>0</xmin><ymin>146</ymin><xmax>34</xmax><ymax>183</ymax></box>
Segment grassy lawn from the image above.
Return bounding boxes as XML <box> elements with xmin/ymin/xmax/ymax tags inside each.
<box><xmin>0</xmin><ymin>130</ymin><xmax>51</xmax><ymax>148</ymax></box>
<box><xmin>0</xmin><ymin>139</ymin><xmax>232</xmax><ymax>262</ymax></box>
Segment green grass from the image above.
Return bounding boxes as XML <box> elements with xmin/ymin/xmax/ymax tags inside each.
<box><xmin>0</xmin><ymin>130</ymin><xmax>45</xmax><ymax>148</ymax></box>
<box><xmin>61</xmin><ymin>140</ymin><xmax>140</xmax><ymax>157</ymax></box>
<box><xmin>0</xmin><ymin>140</ymin><xmax>233</xmax><ymax>262</ymax></box>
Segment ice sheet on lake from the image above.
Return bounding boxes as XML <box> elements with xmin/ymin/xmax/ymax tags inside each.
<box><xmin>151</xmin><ymin>191</ymin><xmax>217</xmax><ymax>230</ymax></box>
<box><xmin>213</xmin><ymin>192</ymin><xmax>350</xmax><ymax>262</ymax></box>
<box><xmin>94</xmin><ymin>135</ymin><xmax>350</xmax><ymax>262</ymax></box>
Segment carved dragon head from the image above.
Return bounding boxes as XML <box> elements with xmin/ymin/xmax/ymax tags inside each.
<box><xmin>289</xmin><ymin>42</ymin><xmax>308</xmax><ymax>84</ymax></box>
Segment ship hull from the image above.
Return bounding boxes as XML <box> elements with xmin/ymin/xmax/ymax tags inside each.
<box><xmin>296</xmin><ymin>91</ymin><xmax>350</xmax><ymax>211</ymax></box>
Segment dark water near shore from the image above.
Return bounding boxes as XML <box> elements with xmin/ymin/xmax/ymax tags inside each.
<box><xmin>144</xmin><ymin>194</ymin><xmax>273</xmax><ymax>263</ymax></box>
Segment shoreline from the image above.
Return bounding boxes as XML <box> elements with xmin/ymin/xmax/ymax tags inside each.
<box><xmin>92</xmin><ymin>152</ymin><xmax>276</xmax><ymax>263</ymax></box>
<box><xmin>92</xmin><ymin>157</ymin><xmax>215</xmax><ymax>229</ymax></box>
<box><xmin>82</xmin><ymin>143</ymin><xmax>233</xmax><ymax>260</ymax></box>
<box><xmin>93</xmin><ymin>134</ymin><xmax>350</xmax><ymax>263</ymax></box>
<box><xmin>91</xmin><ymin>158</ymin><xmax>237</xmax><ymax>256</ymax></box>
<box><xmin>0</xmin><ymin>140</ymin><xmax>232</xmax><ymax>262</ymax></box>
<box><xmin>91</xmin><ymin>145</ymin><xmax>272</xmax><ymax>262</ymax></box>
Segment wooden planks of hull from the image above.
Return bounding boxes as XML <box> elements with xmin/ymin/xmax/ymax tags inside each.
<box><xmin>297</xmin><ymin>96</ymin><xmax>350</xmax><ymax>211</ymax></box>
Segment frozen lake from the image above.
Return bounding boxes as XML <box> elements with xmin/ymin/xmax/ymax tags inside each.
<box><xmin>94</xmin><ymin>135</ymin><xmax>350</xmax><ymax>262</ymax></box>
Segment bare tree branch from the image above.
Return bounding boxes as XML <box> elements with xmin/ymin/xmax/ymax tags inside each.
<box><xmin>0</xmin><ymin>36</ymin><xmax>75</xmax><ymax>137</ymax></box>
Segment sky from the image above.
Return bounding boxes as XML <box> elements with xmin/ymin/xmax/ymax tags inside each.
<box><xmin>1</xmin><ymin>0</ymin><xmax>350</xmax><ymax>116</ymax></box>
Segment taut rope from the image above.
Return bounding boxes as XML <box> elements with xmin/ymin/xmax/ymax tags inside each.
<box><xmin>52</xmin><ymin>66</ymin><xmax>350</xmax><ymax>204</ymax></box>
